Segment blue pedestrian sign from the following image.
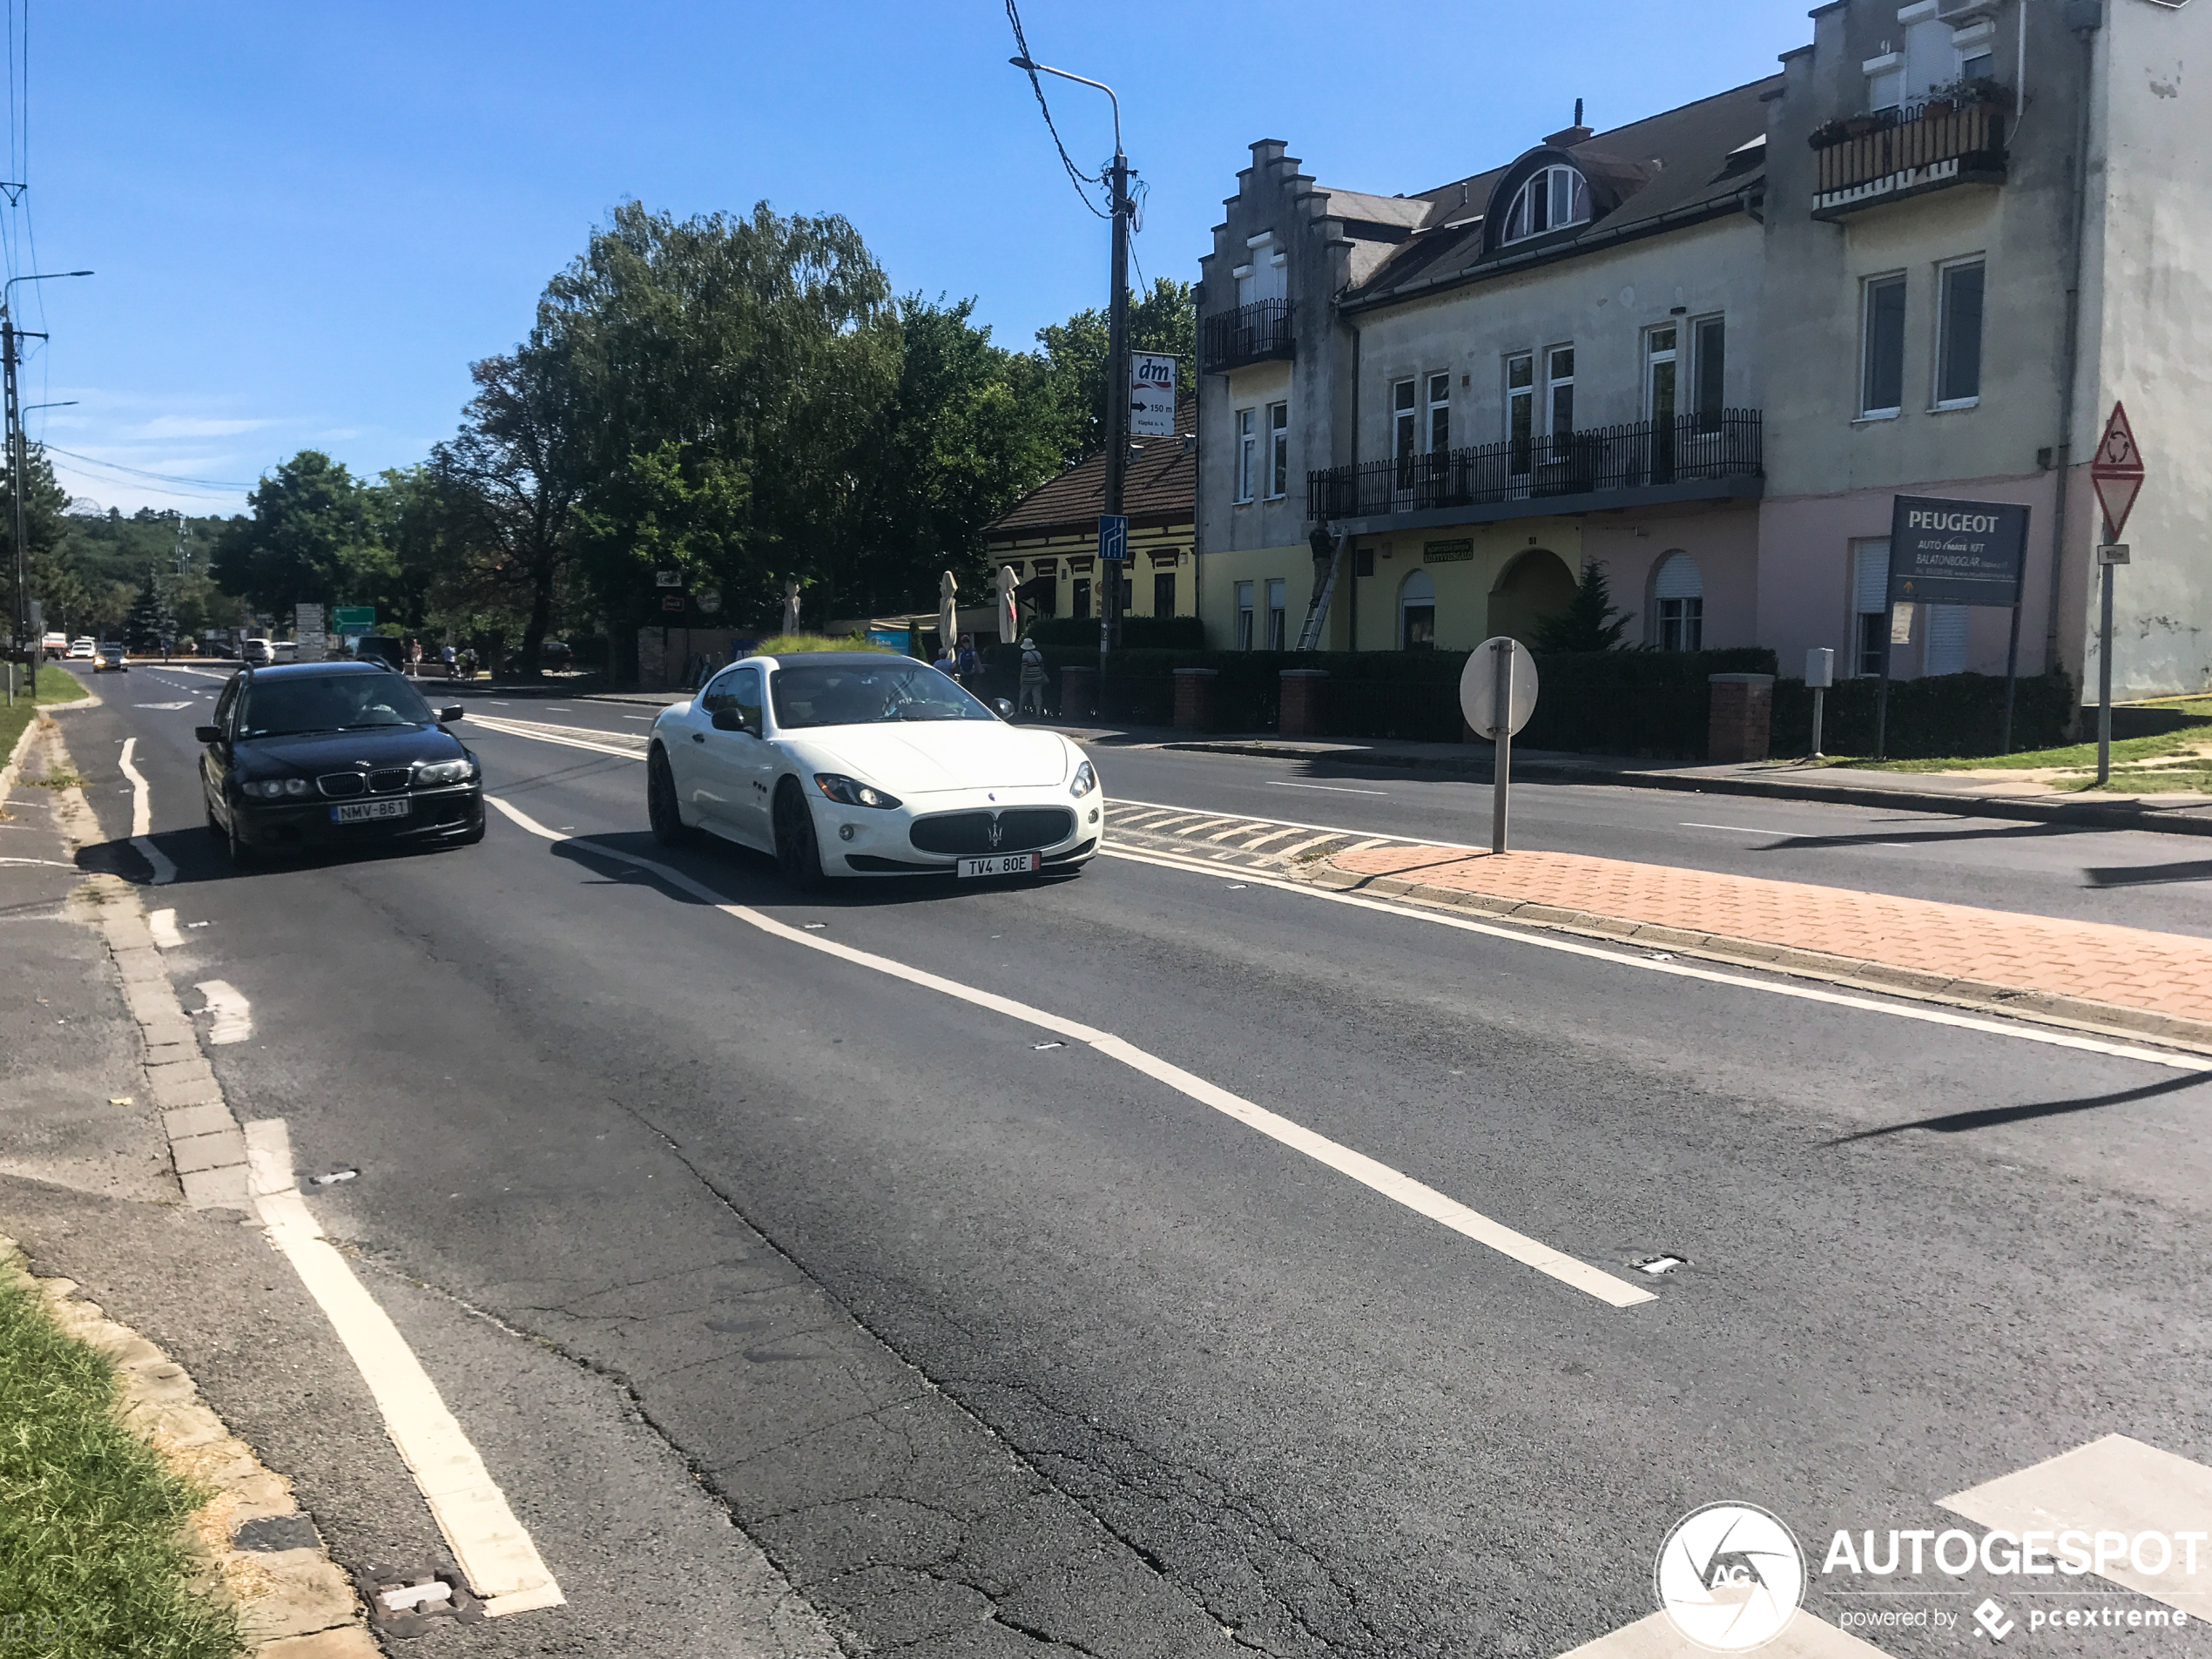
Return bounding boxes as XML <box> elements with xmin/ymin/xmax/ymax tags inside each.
<box><xmin>1097</xmin><ymin>515</ymin><xmax>1129</xmax><ymax>562</ymax></box>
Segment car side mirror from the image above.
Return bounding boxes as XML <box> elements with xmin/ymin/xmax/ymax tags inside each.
<box><xmin>194</xmin><ymin>725</ymin><xmax>223</xmax><ymax>745</ymax></box>
<box><xmin>437</xmin><ymin>705</ymin><xmax>464</xmax><ymax>722</ymax></box>
<box><xmin>711</xmin><ymin>705</ymin><xmax>756</xmax><ymax>735</ymax></box>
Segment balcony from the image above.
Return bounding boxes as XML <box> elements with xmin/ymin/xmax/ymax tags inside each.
<box><xmin>1809</xmin><ymin>92</ymin><xmax>2006</xmax><ymax>219</ymax></box>
<box><xmin>1201</xmin><ymin>298</ymin><xmax>1293</xmax><ymax>374</ymax></box>
<box><xmin>1307</xmin><ymin>411</ymin><xmax>1764</xmax><ymax>529</ymax></box>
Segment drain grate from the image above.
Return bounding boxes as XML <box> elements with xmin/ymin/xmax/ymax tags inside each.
<box><xmin>354</xmin><ymin>1560</ymin><xmax>485</xmax><ymax>1638</ymax></box>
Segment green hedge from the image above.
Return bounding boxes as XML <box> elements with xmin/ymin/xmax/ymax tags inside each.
<box><xmin>1770</xmin><ymin>671</ymin><xmax>2074</xmax><ymax>759</ymax></box>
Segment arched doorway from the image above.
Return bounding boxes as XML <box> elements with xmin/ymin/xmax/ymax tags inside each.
<box><xmin>1487</xmin><ymin>548</ymin><xmax>1577</xmax><ymax>644</ymax></box>
<box><xmin>1398</xmin><ymin>570</ymin><xmax>1436</xmax><ymax>650</ymax></box>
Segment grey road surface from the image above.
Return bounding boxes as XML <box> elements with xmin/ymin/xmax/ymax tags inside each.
<box><xmin>48</xmin><ymin>663</ymin><xmax>2212</xmax><ymax>1658</ymax></box>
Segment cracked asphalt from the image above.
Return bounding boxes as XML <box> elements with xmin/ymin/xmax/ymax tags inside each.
<box><xmin>26</xmin><ymin>667</ymin><xmax>2212</xmax><ymax>1658</ymax></box>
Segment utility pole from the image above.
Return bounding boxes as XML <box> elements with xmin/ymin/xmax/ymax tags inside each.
<box><xmin>5</xmin><ymin>313</ymin><xmax>28</xmax><ymax>699</ymax></box>
<box><xmin>1101</xmin><ymin>146</ymin><xmax>1132</xmax><ymax>678</ymax></box>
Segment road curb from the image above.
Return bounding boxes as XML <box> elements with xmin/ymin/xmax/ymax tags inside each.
<box><xmin>0</xmin><ymin>1238</ymin><xmax>378</xmax><ymax>1656</ymax></box>
<box><xmin>1158</xmin><ymin>739</ymin><xmax>2212</xmax><ymax>839</ymax></box>
<box><xmin>1297</xmin><ymin>862</ymin><xmax>2212</xmax><ymax>1058</ymax></box>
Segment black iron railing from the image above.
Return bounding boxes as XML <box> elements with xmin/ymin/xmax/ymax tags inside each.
<box><xmin>1810</xmin><ymin>95</ymin><xmax>2005</xmax><ymax>198</ymax></box>
<box><xmin>1201</xmin><ymin>299</ymin><xmax>1293</xmax><ymax>374</ymax></box>
<box><xmin>1307</xmin><ymin>410</ymin><xmax>1763</xmax><ymax>522</ymax></box>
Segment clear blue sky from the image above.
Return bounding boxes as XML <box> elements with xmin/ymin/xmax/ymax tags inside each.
<box><xmin>24</xmin><ymin>1</ymin><xmax>1811</xmax><ymax>514</ymax></box>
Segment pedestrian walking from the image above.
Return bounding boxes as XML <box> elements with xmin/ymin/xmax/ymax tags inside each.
<box><xmin>1017</xmin><ymin>637</ymin><xmax>1047</xmax><ymax>717</ymax></box>
<box><xmin>407</xmin><ymin>637</ymin><xmax>422</xmax><ymax>677</ymax></box>
<box><xmin>441</xmin><ymin>643</ymin><xmax>456</xmax><ymax>678</ymax></box>
<box><xmin>955</xmin><ymin>633</ymin><xmax>981</xmax><ymax>692</ymax></box>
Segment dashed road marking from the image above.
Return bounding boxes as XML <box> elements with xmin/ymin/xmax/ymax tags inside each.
<box><xmin>485</xmin><ymin>793</ymin><xmax>1655</xmax><ymax>1309</ymax></box>
<box><xmin>147</xmin><ymin>907</ymin><xmax>185</xmax><ymax>949</ymax></box>
<box><xmin>117</xmin><ymin>737</ymin><xmax>176</xmax><ymax>885</ymax></box>
<box><xmin>193</xmin><ymin>980</ymin><xmax>253</xmax><ymax>1045</ymax></box>
<box><xmin>1269</xmin><ymin>780</ymin><xmax>1388</xmax><ymax>796</ymax></box>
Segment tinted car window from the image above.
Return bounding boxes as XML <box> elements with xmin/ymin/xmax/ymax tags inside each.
<box><xmin>238</xmin><ymin>672</ymin><xmax>435</xmax><ymax>739</ymax></box>
<box><xmin>212</xmin><ymin>677</ymin><xmax>239</xmax><ymax>731</ymax></box>
<box><xmin>700</xmin><ymin>665</ymin><xmax>763</xmax><ymax>731</ymax></box>
<box><xmin>770</xmin><ymin>661</ymin><xmax>993</xmax><ymax>730</ymax></box>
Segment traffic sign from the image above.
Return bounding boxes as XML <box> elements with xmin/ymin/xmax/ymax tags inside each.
<box><xmin>331</xmin><ymin>604</ymin><xmax>375</xmax><ymax>628</ymax></box>
<box><xmin>1097</xmin><ymin>514</ymin><xmax>1129</xmax><ymax>562</ymax></box>
<box><xmin>1130</xmin><ymin>353</ymin><xmax>1177</xmax><ymax>439</ymax></box>
<box><xmin>655</xmin><ymin>570</ymin><xmax>682</xmax><ymax>588</ymax></box>
<box><xmin>2089</xmin><ymin>401</ymin><xmax>2144</xmax><ymax>539</ymax></box>
<box><xmin>1459</xmin><ymin>637</ymin><xmax>1538</xmax><ymax>739</ymax></box>
<box><xmin>696</xmin><ymin>588</ymin><xmax>722</xmax><ymax>615</ymax></box>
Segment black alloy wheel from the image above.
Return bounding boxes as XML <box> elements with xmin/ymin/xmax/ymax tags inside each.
<box><xmin>772</xmin><ymin>778</ymin><xmax>824</xmax><ymax>891</ymax></box>
<box><xmin>646</xmin><ymin>747</ymin><xmax>693</xmax><ymax>847</ymax></box>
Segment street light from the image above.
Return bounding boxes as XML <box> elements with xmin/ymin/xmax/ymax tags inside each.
<box><xmin>3</xmin><ymin>269</ymin><xmax>91</xmax><ymax>696</ymax></box>
<box><xmin>1008</xmin><ymin>53</ymin><xmax>1133</xmax><ymax>684</ymax></box>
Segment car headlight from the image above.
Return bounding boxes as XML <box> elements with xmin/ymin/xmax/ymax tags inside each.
<box><xmin>242</xmin><ymin>777</ymin><xmax>311</xmax><ymax>799</ymax></box>
<box><xmin>415</xmin><ymin>758</ymin><xmax>478</xmax><ymax>786</ymax></box>
<box><xmin>1069</xmin><ymin>759</ymin><xmax>1098</xmax><ymax>799</ymax></box>
<box><xmin>813</xmin><ymin>772</ymin><xmax>901</xmax><ymax>809</ymax></box>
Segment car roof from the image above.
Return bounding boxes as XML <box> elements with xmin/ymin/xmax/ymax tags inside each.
<box><xmin>240</xmin><ymin>660</ymin><xmax>396</xmax><ymax>680</ymax></box>
<box><xmin>750</xmin><ymin>651</ymin><xmax>919</xmax><ymax>671</ymax></box>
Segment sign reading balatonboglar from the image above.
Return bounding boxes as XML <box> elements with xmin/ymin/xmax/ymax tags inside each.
<box><xmin>1886</xmin><ymin>496</ymin><xmax>2031</xmax><ymax>608</ymax></box>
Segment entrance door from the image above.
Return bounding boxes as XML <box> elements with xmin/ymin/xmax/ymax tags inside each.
<box><xmin>1645</xmin><ymin>327</ymin><xmax>1678</xmax><ymax>484</ymax></box>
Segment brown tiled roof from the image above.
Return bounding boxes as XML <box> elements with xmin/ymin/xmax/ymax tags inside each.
<box><xmin>982</xmin><ymin>397</ymin><xmax>1196</xmax><ymax>539</ymax></box>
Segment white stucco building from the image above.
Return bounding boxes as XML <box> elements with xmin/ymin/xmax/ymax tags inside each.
<box><xmin>1195</xmin><ymin>0</ymin><xmax>2211</xmax><ymax>698</ymax></box>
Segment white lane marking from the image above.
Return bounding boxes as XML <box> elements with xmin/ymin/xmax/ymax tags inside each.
<box><xmin>116</xmin><ymin>738</ymin><xmax>177</xmax><ymax>886</ymax></box>
<box><xmin>486</xmin><ymin>794</ymin><xmax>1651</xmax><ymax>1308</ymax></box>
<box><xmin>1238</xmin><ymin>827</ymin><xmax>1305</xmax><ymax>852</ymax></box>
<box><xmin>1680</xmin><ymin>822</ymin><xmax>1795</xmax><ymax>835</ymax></box>
<box><xmin>147</xmin><ymin>907</ymin><xmax>185</xmax><ymax>949</ymax></box>
<box><xmin>1269</xmin><ymin>780</ymin><xmax>1389</xmax><ymax>796</ymax></box>
<box><xmin>1205</xmin><ymin>821</ymin><xmax>1271</xmax><ymax>842</ymax></box>
<box><xmin>133</xmin><ymin>701</ymin><xmax>193</xmax><ymax>711</ymax></box>
<box><xmin>620</xmin><ymin>715</ymin><xmax>651</xmax><ymax>721</ymax></box>
<box><xmin>467</xmin><ymin>715</ymin><xmax>645</xmax><ymax>760</ymax></box>
<box><xmin>1942</xmin><ymin>1435</ymin><xmax>2212</xmax><ymax>1614</ymax></box>
<box><xmin>1170</xmin><ymin>816</ymin><xmax>1246</xmax><ymax>837</ymax></box>
<box><xmin>158</xmin><ymin>665</ymin><xmax>233</xmax><ymax>681</ymax></box>
<box><xmin>194</xmin><ymin>980</ymin><xmax>253</xmax><ymax>1045</ymax></box>
<box><xmin>241</xmin><ymin>1120</ymin><xmax>564</xmax><ymax>1615</ymax></box>
<box><xmin>1117</xmin><ymin>795</ymin><xmax>1453</xmax><ymax>850</ymax></box>
<box><xmin>1102</xmin><ymin>841</ymin><xmax>2212</xmax><ymax>1074</ymax></box>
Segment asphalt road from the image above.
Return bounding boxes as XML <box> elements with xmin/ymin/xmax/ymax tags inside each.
<box><xmin>52</xmin><ymin>663</ymin><xmax>2212</xmax><ymax>1658</ymax></box>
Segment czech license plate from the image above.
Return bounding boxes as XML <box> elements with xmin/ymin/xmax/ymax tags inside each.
<box><xmin>332</xmin><ymin>798</ymin><xmax>409</xmax><ymax>824</ymax></box>
<box><xmin>957</xmin><ymin>853</ymin><xmax>1039</xmax><ymax>879</ymax></box>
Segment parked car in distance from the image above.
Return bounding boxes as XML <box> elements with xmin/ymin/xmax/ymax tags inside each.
<box><xmin>92</xmin><ymin>643</ymin><xmax>129</xmax><ymax>673</ymax></box>
<box><xmin>240</xmin><ymin>638</ymin><xmax>274</xmax><ymax>666</ymax></box>
<box><xmin>353</xmin><ymin>636</ymin><xmax>407</xmax><ymax>671</ymax></box>
<box><xmin>541</xmin><ymin>638</ymin><xmax>574</xmax><ymax>671</ymax></box>
<box><xmin>274</xmin><ymin>640</ymin><xmax>299</xmax><ymax>663</ymax></box>
<box><xmin>68</xmin><ymin>637</ymin><xmax>95</xmax><ymax>659</ymax></box>
<box><xmin>40</xmin><ymin>631</ymin><xmax>66</xmax><ymax>658</ymax></box>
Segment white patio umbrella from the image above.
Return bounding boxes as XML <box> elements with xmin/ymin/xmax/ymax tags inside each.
<box><xmin>995</xmin><ymin>565</ymin><xmax>1019</xmax><ymax>643</ymax></box>
<box><xmin>937</xmin><ymin>571</ymin><xmax>958</xmax><ymax>658</ymax></box>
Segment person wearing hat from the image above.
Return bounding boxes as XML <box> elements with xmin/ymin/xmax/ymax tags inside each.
<box><xmin>1017</xmin><ymin>636</ymin><xmax>1047</xmax><ymax>718</ymax></box>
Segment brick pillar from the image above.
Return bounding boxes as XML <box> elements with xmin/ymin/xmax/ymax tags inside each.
<box><xmin>1278</xmin><ymin>669</ymin><xmax>1329</xmax><ymax>738</ymax></box>
<box><xmin>1060</xmin><ymin>664</ymin><xmax>1098</xmax><ymax>722</ymax></box>
<box><xmin>1172</xmin><ymin>667</ymin><xmax>1217</xmax><ymax>731</ymax></box>
<box><xmin>1707</xmin><ymin>672</ymin><xmax>1776</xmax><ymax>763</ymax></box>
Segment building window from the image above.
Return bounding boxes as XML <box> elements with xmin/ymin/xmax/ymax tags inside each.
<box><xmin>1153</xmin><ymin>570</ymin><xmax>1177</xmax><ymax>617</ymax></box>
<box><xmin>1547</xmin><ymin>346</ymin><xmax>1575</xmax><ymax>439</ymax></box>
<box><xmin>1935</xmin><ymin>259</ymin><xmax>1984</xmax><ymax>408</ymax></box>
<box><xmin>1393</xmin><ymin>378</ymin><xmax>1417</xmax><ymax>456</ymax></box>
<box><xmin>1072</xmin><ymin>577</ymin><xmax>1091</xmax><ymax>620</ymax></box>
<box><xmin>1399</xmin><ymin>569</ymin><xmax>1436</xmax><ymax>651</ymax></box>
<box><xmin>1852</xmin><ymin>538</ymin><xmax>1892</xmax><ymax>676</ymax></box>
<box><xmin>1651</xmin><ymin>551</ymin><xmax>1704</xmax><ymax>652</ymax></box>
<box><xmin>1501</xmin><ymin>165</ymin><xmax>1592</xmax><ymax>245</ymax></box>
<box><xmin>1426</xmin><ymin>373</ymin><xmax>1450</xmax><ymax>453</ymax></box>
<box><xmin>1861</xmin><ymin>275</ymin><xmax>1906</xmax><ymax>417</ymax></box>
<box><xmin>1234</xmin><ymin>408</ymin><xmax>1257</xmax><ymax>502</ymax></box>
<box><xmin>1692</xmin><ymin>315</ymin><xmax>1726</xmax><ymax>428</ymax></box>
<box><xmin>1267</xmin><ymin>401</ymin><xmax>1289</xmax><ymax>498</ymax></box>
<box><xmin>1119</xmin><ymin>572</ymin><xmax>1134</xmax><ymax>613</ymax></box>
<box><xmin>1235</xmin><ymin>581</ymin><xmax>1255</xmax><ymax>651</ymax></box>
<box><xmin>1507</xmin><ymin>354</ymin><xmax>1534</xmax><ymax>477</ymax></box>
<box><xmin>1265</xmin><ymin>577</ymin><xmax>1288</xmax><ymax>651</ymax></box>
<box><xmin>1645</xmin><ymin>326</ymin><xmax>1677</xmax><ymax>423</ymax></box>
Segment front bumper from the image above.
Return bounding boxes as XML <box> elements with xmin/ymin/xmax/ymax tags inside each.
<box><xmin>819</xmin><ymin>782</ymin><xmax>1106</xmax><ymax>877</ymax></box>
<box><xmin>231</xmin><ymin>783</ymin><xmax>483</xmax><ymax>850</ymax></box>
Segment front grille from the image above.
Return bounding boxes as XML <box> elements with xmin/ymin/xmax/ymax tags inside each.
<box><xmin>318</xmin><ymin>767</ymin><xmax>413</xmax><ymax>798</ymax></box>
<box><xmin>909</xmin><ymin>807</ymin><xmax>1074</xmax><ymax>856</ymax></box>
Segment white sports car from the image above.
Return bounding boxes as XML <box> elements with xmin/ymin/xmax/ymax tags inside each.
<box><xmin>647</xmin><ymin>651</ymin><xmax>1103</xmax><ymax>887</ymax></box>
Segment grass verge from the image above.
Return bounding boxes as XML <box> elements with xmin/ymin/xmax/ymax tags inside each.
<box><xmin>1823</xmin><ymin>696</ymin><xmax>2212</xmax><ymax>789</ymax></box>
<box><xmin>0</xmin><ymin>671</ymin><xmax>91</xmax><ymax>779</ymax></box>
<box><xmin>0</xmin><ymin>1271</ymin><xmax>243</xmax><ymax>1656</ymax></box>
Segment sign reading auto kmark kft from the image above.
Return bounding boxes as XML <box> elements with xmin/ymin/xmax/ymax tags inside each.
<box><xmin>1886</xmin><ymin>494</ymin><xmax>2031</xmax><ymax>609</ymax></box>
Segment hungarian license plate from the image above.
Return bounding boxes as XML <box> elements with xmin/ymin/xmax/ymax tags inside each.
<box><xmin>331</xmin><ymin>798</ymin><xmax>409</xmax><ymax>824</ymax></box>
<box><xmin>957</xmin><ymin>853</ymin><xmax>1039</xmax><ymax>879</ymax></box>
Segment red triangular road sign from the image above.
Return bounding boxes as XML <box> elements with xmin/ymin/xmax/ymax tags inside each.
<box><xmin>2089</xmin><ymin>401</ymin><xmax>2145</xmax><ymax>539</ymax></box>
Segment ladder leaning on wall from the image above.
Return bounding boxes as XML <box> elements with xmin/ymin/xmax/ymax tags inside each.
<box><xmin>1294</xmin><ymin>531</ymin><xmax>1345</xmax><ymax>651</ymax></box>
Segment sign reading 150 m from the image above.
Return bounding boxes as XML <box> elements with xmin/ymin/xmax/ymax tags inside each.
<box><xmin>1887</xmin><ymin>495</ymin><xmax>2031</xmax><ymax>608</ymax></box>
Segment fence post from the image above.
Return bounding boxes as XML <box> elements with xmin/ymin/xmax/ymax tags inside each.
<box><xmin>1707</xmin><ymin>672</ymin><xmax>1776</xmax><ymax>763</ymax></box>
<box><xmin>1278</xmin><ymin>669</ymin><xmax>1329</xmax><ymax>738</ymax></box>
<box><xmin>1172</xmin><ymin>667</ymin><xmax>1217</xmax><ymax>732</ymax></box>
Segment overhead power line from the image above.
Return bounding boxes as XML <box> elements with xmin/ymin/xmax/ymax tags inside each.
<box><xmin>42</xmin><ymin>443</ymin><xmax>255</xmax><ymax>494</ymax></box>
<box><xmin>1004</xmin><ymin>1</ymin><xmax>1110</xmax><ymax>219</ymax></box>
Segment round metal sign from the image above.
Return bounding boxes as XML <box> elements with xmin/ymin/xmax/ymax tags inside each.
<box><xmin>696</xmin><ymin>588</ymin><xmax>723</xmax><ymax>616</ymax></box>
<box><xmin>1459</xmin><ymin>637</ymin><xmax>1539</xmax><ymax>739</ymax></box>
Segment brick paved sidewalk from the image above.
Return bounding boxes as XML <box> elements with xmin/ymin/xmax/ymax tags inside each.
<box><xmin>1329</xmin><ymin>842</ymin><xmax>2212</xmax><ymax>1031</ymax></box>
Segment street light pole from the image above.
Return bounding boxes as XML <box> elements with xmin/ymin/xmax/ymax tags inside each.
<box><xmin>3</xmin><ymin>271</ymin><xmax>92</xmax><ymax>698</ymax></box>
<box><xmin>1008</xmin><ymin>55</ymin><xmax>1132</xmax><ymax>688</ymax></box>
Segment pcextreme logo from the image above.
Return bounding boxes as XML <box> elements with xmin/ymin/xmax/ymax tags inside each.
<box><xmin>1655</xmin><ymin>1503</ymin><xmax>1809</xmax><ymax>1652</ymax></box>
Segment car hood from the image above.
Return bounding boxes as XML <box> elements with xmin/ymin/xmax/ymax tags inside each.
<box><xmin>790</xmin><ymin>723</ymin><xmax>1071</xmax><ymax>793</ymax></box>
<box><xmin>234</xmin><ymin>725</ymin><xmax>467</xmax><ymax>774</ymax></box>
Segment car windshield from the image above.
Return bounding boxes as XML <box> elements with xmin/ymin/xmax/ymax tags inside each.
<box><xmin>769</xmin><ymin>660</ymin><xmax>995</xmax><ymax>729</ymax></box>
<box><xmin>238</xmin><ymin>671</ymin><xmax>435</xmax><ymax>738</ymax></box>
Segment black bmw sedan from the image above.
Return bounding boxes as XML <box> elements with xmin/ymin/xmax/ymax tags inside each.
<box><xmin>198</xmin><ymin>662</ymin><xmax>484</xmax><ymax>860</ymax></box>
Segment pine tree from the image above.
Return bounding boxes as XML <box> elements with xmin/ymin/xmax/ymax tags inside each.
<box><xmin>1533</xmin><ymin>560</ymin><xmax>1634</xmax><ymax>653</ymax></box>
<box><xmin>121</xmin><ymin>570</ymin><xmax>172</xmax><ymax>651</ymax></box>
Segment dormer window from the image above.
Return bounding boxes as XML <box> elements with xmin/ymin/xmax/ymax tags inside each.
<box><xmin>1501</xmin><ymin>165</ymin><xmax>1592</xmax><ymax>245</ymax></box>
